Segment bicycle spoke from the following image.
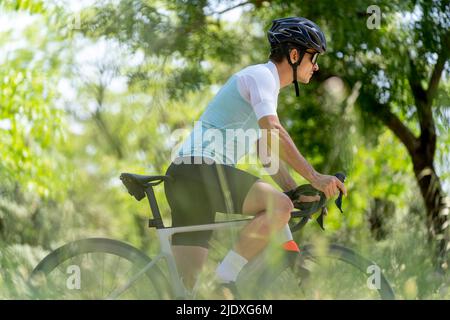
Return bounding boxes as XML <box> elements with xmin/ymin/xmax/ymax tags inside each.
<box><xmin>101</xmin><ymin>253</ymin><xmax>105</xmax><ymax>297</ymax></box>
<box><xmin>105</xmin><ymin>257</ymin><xmax>122</xmax><ymax>297</ymax></box>
<box><xmin>250</xmin><ymin>245</ymin><xmax>393</xmax><ymax>300</ymax></box>
<box><xmin>29</xmin><ymin>239</ymin><xmax>171</xmax><ymax>300</ymax></box>
<box><xmin>106</xmin><ymin>262</ymin><xmax>146</xmax><ymax>299</ymax></box>
<box><xmin>295</xmin><ymin>256</ymin><xmax>380</xmax><ymax>299</ymax></box>
<box><xmin>106</xmin><ymin>255</ymin><xmax>123</xmax><ymax>297</ymax></box>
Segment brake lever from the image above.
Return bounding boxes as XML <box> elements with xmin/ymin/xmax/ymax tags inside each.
<box><xmin>334</xmin><ymin>172</ymin><xmax>346</xmax><ymax>213</ymax></box>
<box><xmin>315</xmin><ymin>173</ymin><xmax>346</xmax><ymax>230</ymax></box>
<box><xmin>316</xmin><ymin>207</ymin><xmax>327</xmax><ymax>230</ymax></box>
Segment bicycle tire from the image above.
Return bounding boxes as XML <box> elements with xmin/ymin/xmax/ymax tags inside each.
<box><xmin>299</xmin><ymin>243</ymin><xmax>395</xmax><ymax>300</ymax></box>
<box><xmin>241</xmin><ymin>243</ymin><xmax>395</xmax><ymax>300</ymax></box>
<box><xmin>28</xmin><ymin>238</ymin><xmax>172</xmax><ymax>299</ymax></box>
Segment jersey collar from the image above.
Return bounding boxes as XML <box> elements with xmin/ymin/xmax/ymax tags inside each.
<box><xmin>266</xmin><ymin>60</ymin><xmax>281</xmax><ymax>93</ymax></box>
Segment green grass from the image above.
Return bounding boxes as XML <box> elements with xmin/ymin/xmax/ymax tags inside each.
<box><xmin>1</xmin><ymin>209</ymin><xmax>448</xmax><ymax>300</ymax></box>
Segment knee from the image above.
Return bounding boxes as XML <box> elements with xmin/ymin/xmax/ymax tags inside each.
<box><xmin>273</xmin><ymin>194</ymin><xmax>294</xmax><ymax>226</ymax></box>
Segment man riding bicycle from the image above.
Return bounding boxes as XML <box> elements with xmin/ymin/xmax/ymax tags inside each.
<box><xmin>164</xmin><ymin>17</ymin><xmax>347</xmax><ymax>293</ymax></box>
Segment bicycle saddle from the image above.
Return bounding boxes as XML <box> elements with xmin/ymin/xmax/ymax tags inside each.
<box><xmin>120</xmin><ymin>173</ymin><xmax>172</xmax><ymax>201</ymax></box>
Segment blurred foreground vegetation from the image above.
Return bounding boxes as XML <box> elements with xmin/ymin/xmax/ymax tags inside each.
<box><xmin>0</xmin><ymin>0</ymin><xmax>449</xmax><ymax>299</ymax></box>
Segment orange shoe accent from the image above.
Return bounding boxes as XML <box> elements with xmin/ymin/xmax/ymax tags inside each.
<box><xmin>283</xmin><ymin>240</ymin><xmax>300</xmax><ymax>252</ymax></box>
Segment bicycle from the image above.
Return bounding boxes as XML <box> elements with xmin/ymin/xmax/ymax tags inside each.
<box><xmin>28</xmin><ymin>171</ymin><xmax>396</xmax><ymax>300</ymax></box>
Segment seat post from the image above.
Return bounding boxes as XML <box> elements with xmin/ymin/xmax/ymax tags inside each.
<box><xmin>145</xmin><ymin>186</ymin><xmax>165</xmax><ymax>229</ymax></box>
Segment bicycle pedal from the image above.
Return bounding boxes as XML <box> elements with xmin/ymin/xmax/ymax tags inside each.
<box><xmin>288</xmin><ymin>255</ymin><xmax>312</xmax><ymax>285</ymax></box>
<box><xmin>214</xmin><ymin>282</ymin><xmax>240</xmax><ymax>300</ymax></box>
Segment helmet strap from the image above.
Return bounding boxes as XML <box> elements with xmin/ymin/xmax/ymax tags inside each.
<box><xmin>284</xmin><ymin>45</ymin><xmax>305</xmax><ymax>97</ymax></box>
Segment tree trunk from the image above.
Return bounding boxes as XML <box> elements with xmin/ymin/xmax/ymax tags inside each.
<box><xmin>368</xmin><ymin>198</ymin><xmax>395</xmax><ymax>241</ymax></box>
<box><xmin>411</xmin><ymin>157</ymin><xmax>449</xmax><ymax>270</ymax></box>
<box><xmin>360</xmin><ymin>74</ymin><xmax>449</xmax><ymax>270</ymax></box>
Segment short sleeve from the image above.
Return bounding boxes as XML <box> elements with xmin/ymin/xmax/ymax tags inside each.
<box><xmin>237</xmin><ymin>68</ymin><xmax>278</xmax><ymax>120</ymax></box>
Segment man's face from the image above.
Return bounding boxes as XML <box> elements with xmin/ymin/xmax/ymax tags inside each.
<box><xmin>296</xmin><ymin>49</ymin><xmax>320</xmax><ymax>84</ymax></box>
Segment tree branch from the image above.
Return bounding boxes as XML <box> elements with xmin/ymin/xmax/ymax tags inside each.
<box><xmin>405</xmin><ymin>32</ymin><xmax>449</xmax><ymax>162</ymax></box>
<box><xmin>427</xmin><ymin>30</ymin><xmax>450</xmax><ymax>104</ymax></box>
<box><xmin>211</xmin><ymin>1</ymin><xmax>252</xmax><ymax>15</ymax></box>
<box><xmin>407</xmin><ymin>55</ymin><xmax>427</xmax><ymax>106</ymax></box>
<box><xmin>408</xmin><ymin>54</ymin><xmax>435</xmax><ymax>153</ymax></box>
<box><xmin>92</xmin><ymin>108</ymin><xmax>124</xmax><ymax>159</ymax></box>
<box><xmin>91</xmin><ymin>80</ymin><xmax>124</xmax><ymax>160</ymax></box>
<box><xmin>369</xmin><ymin>99</ymin><xmax>419</xmax><ymax>156</ymax></box>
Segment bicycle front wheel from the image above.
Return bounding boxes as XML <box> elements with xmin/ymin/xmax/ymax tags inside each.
<box><xmin>28</xmin><ymin>238</ymin><xmax>172</xmax><ymax>299</ymax></box>
<box><xmin>243</xmin><ymin>243</ymin><xmax>395</xmax><ymax>300</ymax></box>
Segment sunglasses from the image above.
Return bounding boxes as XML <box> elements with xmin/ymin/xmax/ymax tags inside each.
<box><xmin>307</xmin><ymin>51</ymin><xmax>319</xmax><ymax>65</ymax></box>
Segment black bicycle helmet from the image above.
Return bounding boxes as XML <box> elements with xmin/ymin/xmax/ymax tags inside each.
<box><xmin>268</xmin><ymin>17</ymin><xmax>327</xmax><ymax>96</ymax></box>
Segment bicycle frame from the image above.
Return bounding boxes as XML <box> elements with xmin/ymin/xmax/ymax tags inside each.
<box><xmin>106</xmin><ymin>220</ymin><xmax>295</xmax><ymax>299</ymax></box>
<box><xmin>108</xmin><ymin>175</ymin><xmax>296</xmax><ymax>299</ymax></box>
<box><xmin>34</xmin><ymin>172</ymin><xmax>396</xmax><ymax>300</ymax></box>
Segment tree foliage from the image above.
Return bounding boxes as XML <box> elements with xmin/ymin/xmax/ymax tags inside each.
<box><xmin>0</xmin><ymin>0</ymin><xmax>449</xmax><ymax>298</ymax></box>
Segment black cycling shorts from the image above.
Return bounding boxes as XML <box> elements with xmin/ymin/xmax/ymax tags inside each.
<box><xmin>164</xmin><ymin>156</ymin><xmax>260</xmax><ymax>248</ymax></box>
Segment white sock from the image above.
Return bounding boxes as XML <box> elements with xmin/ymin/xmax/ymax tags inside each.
<box><xmin>215</xmin><ymin>250</ymin><xmax>248</xmax><ymax>283</ymax></box>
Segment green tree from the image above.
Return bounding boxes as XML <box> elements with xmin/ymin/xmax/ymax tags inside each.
<box><xmin>0</xmin><ymin>0</ymin><xmax>73</xmax><ymax>199</ymax></box>
<box><xmin>76</xmin><ymin>0</ymin><xmax>450</xmax><ymax>268</ymax></box>
<box><xmin>252</xmin><ymin>0</ymin><xmax>450</xmax><ymax>268</ymax></box>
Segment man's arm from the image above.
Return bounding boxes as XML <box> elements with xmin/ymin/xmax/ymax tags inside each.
<box><xmin>258</xmin><ymin>115</ymin><xmax>319</xmax><ymax>183</ymax></box>
<box><xmin>257</xmin><ymin>142</ymin><xmax>297</xmax><ymax>191</ymax></box>
<box><xmin>269</xmin><ymin>160</ymin><xmax>297</xmax><ymax>192</ymax></box>
<box><xmin>257</xmin><ymin>139</ymin><xmax>322</xmax><ymax>202</ymax></box>
<box><xmin>258</xmin><ymin>114</ymin><xmax>347</xmax><ymax>199</ymax></box>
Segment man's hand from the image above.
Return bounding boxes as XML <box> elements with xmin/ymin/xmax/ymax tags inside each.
<box><xmin>311</xmin><ymin>173</ymin><xmax>347</xmax><ymax>200</ymax></box>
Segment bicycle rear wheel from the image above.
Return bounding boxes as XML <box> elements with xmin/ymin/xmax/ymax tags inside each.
<box><xmin>240</xmin><ymin>243</ymin><xmax>395</xmax><ymax>300</ymax></box>
<box><xmin>28</xmin><ymin>238</ymin><xmax>172</xmax><ymax>299</ymax></box>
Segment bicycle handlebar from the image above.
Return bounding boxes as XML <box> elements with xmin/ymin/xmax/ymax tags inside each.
<box><xmin>288</xmin><ymin>172</ymin><xmax>346</xmax><ymax>233</ymax></box>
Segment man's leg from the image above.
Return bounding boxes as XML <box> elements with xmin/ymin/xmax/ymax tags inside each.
<box><xmin>215</xmin><ymin>181</ymin><xmax>293</xmax><ymax>283</ymax></box>
<box><xmin>216</xmin><ymin>180</ymin><xmax>320</xmax><ymax>284</ymax></box>
<box><xmin>172</xmin><ymin>245</ymin><xmax>208</xmax><ymax>290</ymax></box>
<box><xmin>236</xmin><ymin>181</ymin><xmax>293</xmax><ymax>260</ymax></box>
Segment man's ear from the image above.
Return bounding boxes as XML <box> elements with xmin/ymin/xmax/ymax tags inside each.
<box><xmin>289</xmin><ymin>48</ymin><xmax>299</xmax><ymax>64</ymax></box>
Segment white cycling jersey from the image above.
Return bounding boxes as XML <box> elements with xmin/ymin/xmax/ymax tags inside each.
<box><xmin>176</xmin><ymin>60</ymin><xmax>281</xmax><ymax>165</ymax></box>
